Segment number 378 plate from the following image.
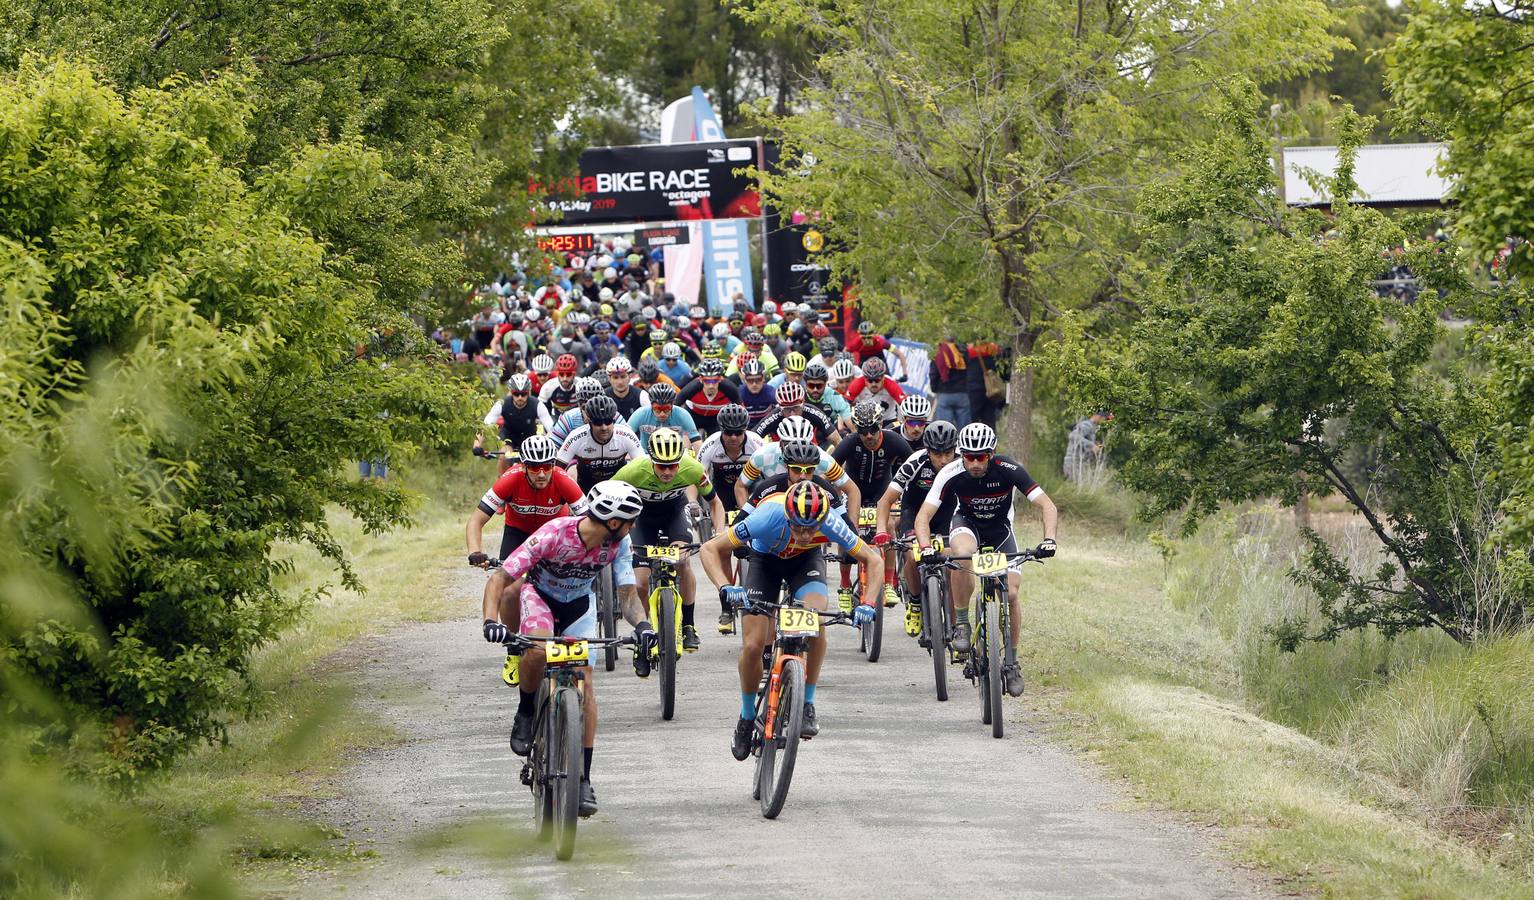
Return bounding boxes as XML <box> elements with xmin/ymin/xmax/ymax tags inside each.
<box><xmin>777</xmin><ymin>607</ymin><xmax>820</xmax><ymax>636</ymax></box>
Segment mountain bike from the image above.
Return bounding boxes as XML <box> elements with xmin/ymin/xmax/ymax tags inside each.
<box><xmin>938</xmin><ymin>549</ymin><xmax>1042</xmax><ymax>738</ymax></box>
<box><xmin>640</xmin><ymin>543</ymin><xmax>699</xmax><ymax>721</ymax></box>
<box><xmin>896</xmin><ymin>536</ymin><xmax>952</xmax><ymax>701</ymax></box>
<box><xmin>501</xmin><ymin>631</ymin><xmax>634</xmax><ymax>860</ymax></box>
<box><xmin>835</xmin><ymin>506</ymin><xmax>884</xmax><ymax>662</ymax></box>
<box><xmin>745</xmin><ymin>598</ymin><xmax>852</xmax><ymax>819</ymax></box>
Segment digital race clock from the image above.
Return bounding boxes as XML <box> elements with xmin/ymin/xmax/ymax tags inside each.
<box><xmin>536</xmin><ymin>233</ymin><xmax>597</xmax><ymax>253</ymax></box>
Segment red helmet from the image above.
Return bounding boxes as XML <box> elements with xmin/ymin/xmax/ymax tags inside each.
<box><xmin>775</xmin><ymin>381</ymin><xmax>806</xmax><ymax>406</ymax></box>
<box><xmin>811</xmin><ymin>323</ymin><xmax>829</xmax><ymax>339</ymax></box>
<box><xmin>555</xmin><ymin>353</ymin><xmax>578</xmax><ymax>374</ymax></box>
<box><xmin>750</xmin><ymin>313</ymin><xmax>767</xmax><ymax>327</ymax></box>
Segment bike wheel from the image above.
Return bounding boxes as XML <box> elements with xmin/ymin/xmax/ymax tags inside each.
<box><xmin>532</xmin><ymin>684</ymin><xmax>554</xmax><ymax>842</ymax></box>
<box><xmin>757</xmin><ymin>657</ymin><xmax>805</xmax><ymax>819</ymax></box>
<box><xmin>863</xmin><ymin>587</ymin><xmax>884</xmax><ymax>662</ymax></box>
<box><xmin>924</xmin><ymin>572</ymin><xmax>948</xmax><ymax>702</ymax></box>
<box><xmin>599</xmin><ymin>569</ymin><xmax>617</xmax><ymax>672</ymax></box>
<box><xmin>552</xmin><ymin>685</ymin><xmax>583</xmax><ymax>859</ymax></box>
<box><xmin>985</xmin><ymin>586</ymin><xmax>1004</xmax><ymax>738</ymax></box>
<box><xmin>657</xmin><ymin>587</ymin><xmax>678</xmax><ymax>721</ymax></box>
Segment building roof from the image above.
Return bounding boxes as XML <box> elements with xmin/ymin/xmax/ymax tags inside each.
<box><xmin>1283</xmin><ymin>142</ymin><xmax>1450</xmax><ymax>207</ymax></box>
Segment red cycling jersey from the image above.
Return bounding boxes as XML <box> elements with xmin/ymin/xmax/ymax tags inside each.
<box><xmin>477</xmin><ymin>465</ymin><xmax>585</xmax><ymax>533</ymax></box>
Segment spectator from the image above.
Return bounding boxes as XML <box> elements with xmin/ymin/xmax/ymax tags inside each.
<box><xmin>930</xmin><ymin>335</ymin><xmax>971</xmax><ymax>428</ymax></box>
<box><xmin>967</xmin><ymin>341</ymin><xmax>1006</xmax><ymax>428</ymax></box>
<box><xmin>1064</xmin><ymin>411</ymin><xmax>1110</xmax><ymax>483</ymax></box>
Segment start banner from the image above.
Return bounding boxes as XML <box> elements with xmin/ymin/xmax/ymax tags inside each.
<box><xmin>534</xmin><ymin>140</ymin><xmax>764</xmax><ymax>225</ymax></box>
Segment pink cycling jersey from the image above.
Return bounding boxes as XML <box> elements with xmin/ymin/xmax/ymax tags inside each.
<box><xmin>501</xmin><ymin>515</ymin><xmax>635</xmax><ymax>634</ymax></box>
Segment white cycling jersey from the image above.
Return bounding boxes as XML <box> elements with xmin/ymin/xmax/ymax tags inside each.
<box><xmin>556</xmin><ymin>422</ymin><xmax>644</xmax><ymax>488</ymax></box>
<box><xmin>696</xmin><ymin>429</ymin><xmax>765</xmax><ymax>480</ymax></box>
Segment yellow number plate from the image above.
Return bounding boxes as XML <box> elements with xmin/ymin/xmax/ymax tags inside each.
<box><xmin>544</xmin><ymin>640</ymin><xmax>590</xmax><ymax>665</ymax></box>
<box><xmin>972</xmin><ymin>551</ymin><xmax>1009</xmax><ymax>576</ymax></box>
<box><xmin>931</xmin><ymin>535</ymin><xmax>945</xmax><ymax>552</ymax></box>
<box><xmin>777</xmin><ymin>607</ymin><xmax>820</xmax><ymax>636</ymax></box>
<box><xmin>645</xmin><ymin>545</ymin><xmax>680</xmax><ymax>561</ymax></box>
<box><xmin>857</xmin><ymin>507</ymin><xmax>878</xmax><ymax>527</ymax></box>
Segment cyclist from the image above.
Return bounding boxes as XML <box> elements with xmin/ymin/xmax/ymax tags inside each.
<box><xmin>678</xmin><ymin>359</ymin><xmax>742</xmax><ymax>437</ymax></box>
<box><xmin>914</xmin><ymin>423</ymin><xmax>1058</xmax><ymax>697</ymax></box>
<box><xmin>736</xmin><ymin>417</ymin><xmax>861</xmax><ymax>514</ymax></box>
<box><xmin>549</xmin><ymin>377</ymin><xmax>605</xmax><ymax>444</ymax></box>
<box><xmin>831</xmin><ymin>402</ymin><xmax>913</xmax><ymax>611</ymax></box>
<box><xmin>537</xmin><ymin>353</ymin><xmax>582</xmax><ymax>430</ymax></box>
<box><xmin>490</xmin><ymin>481</ymin><xmax>646</xmax><ymax>817</ymax></box>
<box><xmin>768</xmin><ymin>351</ymin><xmax>807</xmax><ymax>389</ymax></box>
<box><xmin>656</xmin><ymin>342</ymin><xmax>692</xmax><ymax>385</ymax></box>
<box><xmin>468</xmin><ymin>435</ymin><xmax>585</xmax><ymax>684</ymax></box>
<box><xmin>695</xmin><ymin>404</ymin><xmax>763</xmax><ymax>632</ymax></box>
<box><xmin>802</xmin><ymin>362</ymin><xmax>851</xmax><ymax>434</ymax></box>
<box><xmin>604</xmin><ymin>356</ymin><xmax>649</xmax><ymax>419</ymax></box>
<box><xmin>611</xmin><ymin>428</ymin><xmax>715</xmax><ymax>651</ymax></box>
<box><xmin>474</xmin><ymin>372</ymin><xmax>540</xmax><ymax>473</ymax></box>
<box><xmin>875</xmin><ymin>420</ymin><xmax>958</xmax><ymax>637</ymax></box>
<box><xmin>699</xmin><ymin>481</ymin><xmax>882</xmax><ymax>757</ymax></box>
<box><xmin>848</xmin><ymin>320</ymin><xmax>910</xmax><ymax>369</ymax></box>
<box><xmin>896</xmin><ymin>393</ymin><xmax>932</xmax><ymax>446</ymax></box>
<box><xmin>636</xmin><ymin>357</ymin><xmax>676</xmax><ymax>393</ymax></box>
<box><xmin>846</xmin><ymin>357</ymin><xmax>905</xmax><ymax>424</ymax></box>
<box><xmin>736</xmin><ymin>358</ymin><xmax>776</xmax><ymax>425</ymax></box>
<box><xmin>751</xmin><ymin>380</ymin><xmax>836</xmax><ymax>446</ymax></box>
<box><xmin>556</xmin><ymin>396</ymin><xmax>645</xmax><ymax>492</ymax></box>
<box><xmin>829</xmin><ymin>358</ymin><xmax>858</xmax><ymax>399</ymax></box>
<box><xmin>627</xmin><ymin>382</ymin><xmax>701</xmax><ymax>452</ymax></box>
<box><xmin>529</xmin><ymin>352</ymin><xmax>555</xmax><ymax>395</ymax></box>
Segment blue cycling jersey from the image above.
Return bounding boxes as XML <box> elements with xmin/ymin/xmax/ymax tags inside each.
<box><xmin>725</xmin><ymin>497</ymin><xmax>864</xmax><ymax>559</ymax></box>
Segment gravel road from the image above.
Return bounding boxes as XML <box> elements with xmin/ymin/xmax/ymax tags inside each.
<box><xmin>281</xmin><ymin>562</ymin><xmax>1274</xmax><ymax>899</ymax></box>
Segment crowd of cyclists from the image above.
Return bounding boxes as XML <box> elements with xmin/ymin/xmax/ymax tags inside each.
<box><xmin>459</xmin><ymin>246</ymin><xmax>1057</xmax><ymax>819</ymax></box>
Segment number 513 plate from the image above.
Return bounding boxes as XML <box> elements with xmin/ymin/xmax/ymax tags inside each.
<box><xmin>544</xmin><ymin>640</ymin><xmax>590</xmax><ymax>665</ymax></box>
<box><xmin>971</xmin><ymin>551</ymin><xmax>1010</xmax><ymax>576</ymax></box>
<box><xmin>777</xmin><ymin>607</ymin><xmax>820</xmax><ymax>636</ymax></box>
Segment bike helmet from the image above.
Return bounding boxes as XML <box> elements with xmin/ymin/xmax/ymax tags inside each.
<box><xmin>857</xmin><ymin>321</ymin><xmax>875</xmax><ymax>335</ymax></box>
<box><xmin>922</xmin><ymin>420</ymin><xmax>958</xmax><ymax>452</ymax></box>
<box><xmin>862</xmin><ymin>357</ymin><xmax>887</xmax><ymax>379</ymax></box>
<box><xmin>606</xmin><ymin>355</ymin><xmax>632</xmax><ymax>375</ymax></box>
<box><xmin>830</xmin><ymin>359</ymin><xmax>857</xmax><ymax>381</ymax></box>
<box><xmin>711</xmin><ymin>322</ymin><xmax>731</xmax><ymax>339</ymax></box>
<box><xmin>648</xmin><ymin>427</ymin><xmax>686</xmax><ymax>464</ymax></box>
<box><xmin>531</xmin><ymin>353</ymin><xmax>554</xmax><ymax>375</ymax></box>
<box><xmin>525</xmin><ymin>306</ymin><xmax>542</xmax><ymax>322</ymax></box>
<box><xmin>574</xmin><ymin>376</ymin><xmax>602</xmax><ymax>403</ymax></box>
<box><xmin>740</xmin><ymin>358</ymin><xmax>766</xmax><ymax>378</ymax></box>
<box><xmin>637</xmin><ymin>358</ymin><xmax>661</xmax><ymax>381</ymax></box>
<box><xmin>762</xmin><ymin>300</ymin><xmax>779</xmax><ymax>315</ymax></box>
<box><xmin>696</xmin><ymin>359</ymin><xmax>724</xmax><ymax>378</ymax></box>
<box><xmin>662</xmin><ymin>342</ymin><xmax>682</xmax><ymax>360</ymax></box>
<box><xmin>776</xmin><ymin>416</ymin><xmax>815</xmax><ymax>443</ymax></box>
<box><xmin>583</xmin><ymin>394</ymin><xmax>618</xmax><ymax>425</ymax></box>
<box><xmin>850</xmin><ymin>402</ymin><xmax>882</xmax><ymax>430</ymax></box>
<box><xmin>783</xmin><ymin>351</ymin><xmax>806</xmax><ymax>373</ymax></box>
<box><xmin>592</xmin><ymin>318</ymin><xmax>612</xmax><ymax>332</ymax></box>
<box><xmin>702</xmin><ymin>343</ymin><xmax>727</xmax><ymax>361</ymax></box>
<box><xmin>784</xmin><ymin>481</ymin><xmax>832</xmax><ymax>526</ymax></box>
<box><xmin>900</xmin><ymin>394</ymin><xmax>933</xmax><ymax>420</ymax></box>
<box><xmin>764</xmin><ymin>323</ymin><xmax>782</xmax><ymax>337</ymax></box>
<box><xmin>775</xmin><ymin>381</ymin><xmax>806</xmax><ymax>406</ymax></box>
<box><xmin>507</xmin><ymin>309</ymin><xmax>525</xmax><ymax>325</ymax></box>
<box><xmin>780</xmin><ymin>441</ymin><xmax>820</xmax><ymax>467</ymax></box>
<box><xmin>803</xmin><ymin>362</ymin><xmax>828</xmax><ymax>382</ymax></box>
<box><xmin>647</xmin><ymin>382</ymin><xmax>678</xmax><ymax>405</ymax></box>
<box><xmin>743</xmin><ymin>330</ymin><xmax>765</xmax><ymax>348</ymax></box>
<box><xmin>716</xmin><ymin>403</ymin><xmax>750</xmax><ymax>432</ymax></box>
<box><xmin>507</xmin><ymin>372</ymin><xmax>532</xmax><ymax>392</ymax></box>
<box><xmin>811</xmin><ymin>323</ymin><xmax>830</xmax><ymax>340</ymax></box>
<box><xmin>586</xmin><ymin>481</ymin><xmax>644</xmax><ymax>522</ymax></box>
<box><xmin>957</xmin><ymin>422</ymin><xmax>997</xmax><ymax>454</ymax></box>
<box><xmin>520</xmin><ymin>434</ymin><xmax>559</xmax><ymax>465</ymax></box>
<box><xmin>818</xmin><ymin>335</ymin><xmax>839</xmax><ymax>355</ymax></box>
<box><xmin>555</xmin><ymin>353</ymin><xmax>578</xmax><ymax>375</ymax></box>
<box><xmin>651</xmin><ymin>329</ymin><xmax>668</xmax><ymax>345</ymax></box>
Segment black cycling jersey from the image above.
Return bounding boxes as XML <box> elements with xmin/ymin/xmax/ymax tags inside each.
<box><xmin>745</xmin><ymin>472</ymin><xmax>841</xmax><ymax>508</ymax></box>
<box><xmin>831</xmin><ymin>430</ymin><xmax>913</xmax><ymax>497</ymax></box>
<box><xmin>497</xmin><ymin>396</ymin><xmax>541</xmax><ymax>446</ymax></box>
<box><xmin>926</xmin><ymin>454</ymin><xmax>1041</xmax><ymax>533</ymax></box>
<box><xmin>890</xmin><ymin>449</ymin><xmax>955</xmax><ymax>533</ymax></box>
<box><xmin>607</xmin><ymin>385</ymin><xmax>646</xmax><ymax>419</ymax></box>
<box><xmin>755</xmin><ymin>405</ymin><xmax>836</xmax><ymax>446</ymax></box>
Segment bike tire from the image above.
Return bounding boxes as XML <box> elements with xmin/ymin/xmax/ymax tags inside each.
<box><xmin>658</xmin><ymin>587</ymin><xmax>678</xmax><ymax>721</ymax></box>
<box><xmin>599</xmin><ymin>568</ymin><xmax>617</xmax><ymax>672</ymax></box>
<box><xmin>864</xmin><ymin>588</ymin><xmax>884</xmax><ymax>662</ymax></box>
<box><xmin>925</xmin><ymin>572</ymin><xmax>948</xmax><ymax>702</ymax></box>
<box><xmin>985</xmin><ymin>586</ymin><xmax>1004</xmax><ymax>738</ymax></box>
<box><xmin>758</xmin><ymin>658</ymin><xmax>805</xmax><ymax>819</ymax></box>
<box><xmin>552</xmin><ymin>685</ymin><xmax>583</xmax><ymax>859</ymax></box>
<box><xmin>532</xmin><ymin>683</ymin><xmax>554</xmax><ymax>842</ymax></box>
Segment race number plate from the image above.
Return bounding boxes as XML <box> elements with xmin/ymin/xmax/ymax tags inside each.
<box><xmin>645</xmin><ymin>545</ymin><xmax>681</xmax><ymax>561</ymax></box>
<box><xmin>857</xmin><ymin>507</ymin><xmax>878</xmax><ymax>527</ymax></box>
<box><xmin>930</xmin><ymin>535</ymin><xmax>945</xmax><ymax>552</ymax></box>
<box><xmin>777</xmin><ymin>607</ymin><xmax>820</xmax><ymax>636</ymax></box>
<box><xmin>972</xmin><ymin>551</ymin><xmax>1009</xmax><ymax>576</ymax></box>
<box><xmin>544</xmin><ymin>640</ymin><xmax>590</xmax><ymax>665</ymax></box>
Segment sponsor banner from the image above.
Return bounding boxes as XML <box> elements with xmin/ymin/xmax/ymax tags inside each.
<box><xmin>764</xmin><ymin>217</ymin><xmax>839</xmax><ymax>308</ymax></box>
<box><xmin>639</xmin><ymin>225</ymin><xmax>690</xmax><ymax>247</ymax></box>
<box><xmin>664</xmin><ymin>223</ymin><xmax>704</xmax><ymax>307</ymax></box>
<box><xmin>889</xmin><ymin>338</ymin><xmax>931</xmax><ymax>395</ymax></box>
<box><xmin>532</xmin><ymin>140</ymin><xmax>763</xmax><ymax>224</ymax></box>
<box><xmin>691</xmin><ymin>86</ymin><xmax>727</xmax><ymax>143</ymax></box>
<box><xmin>702</xmin><ymin>220</ymin><xmax>754</xmax><ymax>316</ymax></box>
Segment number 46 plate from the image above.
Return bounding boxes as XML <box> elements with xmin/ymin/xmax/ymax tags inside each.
<box><xmin>777</xmin><ymin>607</ymin><xmax>820</xmax><ymax>636</ymax></box>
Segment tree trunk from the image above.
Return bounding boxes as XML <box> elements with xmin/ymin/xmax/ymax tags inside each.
<box><xmin>996</xmin><ymin>247</ymin><xmax>1036</xmax><ymax>467</ymax></box>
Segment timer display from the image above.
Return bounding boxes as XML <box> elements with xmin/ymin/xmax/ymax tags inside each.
<box><xmin>537</xmin><ymin>233</ymin><xmax>597</xmax><ymax>253</ymax></box>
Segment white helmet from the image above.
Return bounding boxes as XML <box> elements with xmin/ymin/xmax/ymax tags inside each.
<box><xmin>603</xmin><ymin>266</ymin><xmax>618</xmax><ymax>280</ymax></box>
<box><xmin>711</xmin><ymin>322</ymin><xmax>730</xmax><ymax>339</ymax></box>
<box><xmin>585</xmin><ymin>481</ymin><xmax>645</xmax><ymax>522</ymax></box>
<box><xmin>520</xmin><ymin>434</ymin><xmax>559</xmax><ymax>464</ymax></box>
<box><xmin>762</xmin><ymin>300</ymin><xmax>778</xmax><ymax>314</ymax></box>
<box><xmin>525</xmin><ymin>307</ymin><xmax>542</xmax><ymax>322</ymax></box>
<box><xmin>574</xmin><ymin>376</ymin><xmax>603</xmax><ymax>402</ymax></box>
<box><xmin>957</xmin><ymin>423</ymin><xmax>997</xmax><ymax>454</ymax></box>
<box><xmin>776</xmin><ymin>416</ymin><xmax>816</xmax><ymax>443</ymax></box>
<box><xmin>899</xmin><ymin>394</ymin><xmax>933</xmax><ymax>420</ymax></box>
<box><xmin>606</xmin><ymin>356</ymin><xmax>633</xmax><ymax>375</ymax></box>
<box><xmin>598</xmin><ymin>287</ymin><xmax>615</xmax><ymax>301</ymax></box>
<box><xmin>507</xmin><ymin>372</ymin><xmax>532</xmax><ymax>392</ymax></box>
<box><xmin>830</xmin><ymin>359</ymin><xmax>857</xmax><ymax>381</ymax></box>
<box><xmin>662</xmin><ymin>341</ymin><xmax>682</xmax><ymax>360</ymax></box>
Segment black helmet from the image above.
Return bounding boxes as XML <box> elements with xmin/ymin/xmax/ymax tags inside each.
<box><xmin>716</xmin><ymin>403</ymin><xmax>750</xmax><ymax>432</ymax></box>
<box><xmin>780</xmin><ymin>441</ymin><xmax>821</xmax><ymax>467</ymax></box>
<box><xmin>922</xmin><ymin>420</ymin><xmax>958</xmax><ymax>452</ymax></box>
<box><xmin>803</xmin><ymin>362</ymin><xmax>828</xmax><ymax>381</ymax></box>
<box><xmin>648</xmin><ymin>382</ymin><xmax>678</xmax><ymax>405</ymax></box>
<box><xmin>637</xmin><ymin>358</ymin><xmax>660</xmax><ymax>379</ymax></box>
<box><xmin>584</xmin><ymin>394</ymin><xmax>618</xmax><ymax>425</ymax></box>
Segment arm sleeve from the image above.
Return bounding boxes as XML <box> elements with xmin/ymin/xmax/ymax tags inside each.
<box><xmin>925</xmin><ymin>462</ymin><xmax>959</xmax><ymax>509</ymax></box>
<box><xmin>688</xmin><ymin>457</ymin><xmax>714</xmax><ymax>498</ymax></box>
<box><xmin>885</xmin><ymin>378</ymin><xmax>905</xmax><ymax>402</ymax></box>
<box><xmin>677</xmin><ymin>379</ymin><xmax>702</xmax><ymax>402</ymax></box>
<box><xmin>720</xmin><ymin>380</ymin><xmax>742</xmax><ymax>401</ymax></box>
<box><xmin>478</xmin><ymin>469</ymin><xmax>519</xmax><ymax>516</ymax></box>
<box><xmin>483</xmin><ymin>399</ymin><xmax>504</xmax><ymax>428</ymax></box>
<box><xmin>1007</xmin><ymin>461</ymin><xmax>1045</xmax><ymax>502</ymax></box>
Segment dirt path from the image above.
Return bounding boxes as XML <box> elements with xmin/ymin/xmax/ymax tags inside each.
<box><xmin>276</xmin><ymin>563</ymin><xmax>1275</xmax><ymax>899</ymax></box>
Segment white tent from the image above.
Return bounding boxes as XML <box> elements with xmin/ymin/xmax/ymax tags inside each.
<box><xmin>1283</xmin><ymin>143</ymin><xmax>1450</xmax><ymax>208</ymax></box>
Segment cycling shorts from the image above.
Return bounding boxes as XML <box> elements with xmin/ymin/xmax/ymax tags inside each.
<box><xmin>743</xmin><ymin>547</ymin><xmax>827</xmax><ymax>613</ymax></box>
<box><xmin>949</xmin><ymin>512</ymin><xmax>1017</xmax><ymax>554</ymax></box>
<box><xmin>632</xmin><ymin>500</ymin><xmax>692</xmax><ymax>566</ymax></box>
<box><xmin>899</xmin><ymin>504</ymin><xmax>953</xmax><ymax>537</ymax></box>
<box><xmin>499</xmin><ymin>524</ymin><xmax>533</xmax><ymax>561</ymax></box>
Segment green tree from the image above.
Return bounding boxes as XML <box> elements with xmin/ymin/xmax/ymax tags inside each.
<box><xmin>1054</xmin><ymin>84</ymin><xmax>1530</xmax><ymax>645</ymax></box>
<box><xmin>0</xmin><ymin>58</ymin><xmax>469</xmax><ymax>776</ymax></box>
<box><xmin>738</xmin><ymin>0</ymin><xmax>1342</xmax><ymax>464</ymax></box>
<box><xmin>1267</xmin><ymin>0</ymin><xmax>1415</xmax><ymax>144</ymax></box>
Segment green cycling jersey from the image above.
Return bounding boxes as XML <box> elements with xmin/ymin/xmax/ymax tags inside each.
<box><xmin>612</xmin><ymin>454</ymin><xmax>716</xmax><ymax>504</ymax></box>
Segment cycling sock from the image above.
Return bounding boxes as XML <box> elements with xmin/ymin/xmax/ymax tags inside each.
<box><xmin>741</xmin><ymin>691</ymin><xmax>757</xmax><ymax>719</ymax></box>
<box><xmin>804</xmin><ymin>684</ymin><xmax>816</xmax><ymax>704</ymax></box>
<box><xmin>681</xmin><ymin>603</ymin><xmax>695</xmax><ymax>628</ymax></box>
<box><xmin>517</xmin><ymin>687</ymin><xmax>535</xmax><ymax>717</ymax></box>
<box><xmin>582</xmin><ymin>746</ymin><xmax>593</xmax><ymax>778</ymax></box>
<box><xmin>955</xmin><ymin>608</ymin><xmax>970</xmax><ymax>627</ymax></box>
<box><xmin>1005</xmin><ymin>643</ymin><xmax>1018</xmax><ymax>666</ymax></box>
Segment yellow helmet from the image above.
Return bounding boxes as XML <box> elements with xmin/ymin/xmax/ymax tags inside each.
<box><xmin>649</xmin><ymin>427</ymin><xmax>686</xmax><ymax>465</ymax></box>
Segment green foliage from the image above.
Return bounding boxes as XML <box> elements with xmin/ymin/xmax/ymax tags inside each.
<box><xmin>1055</xmin><ymin>81</ymin><xmax>1530</xmax><ymax>644</ymax></box>
<box><xmin>0</xmin><ymin>58</ymin><xmax>471</xmax><ymax>777</ymax></box>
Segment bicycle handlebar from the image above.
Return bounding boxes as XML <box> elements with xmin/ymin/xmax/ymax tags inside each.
<box><xmin>740</xmin><ymin>598</ymin><xmax>855</xmax><ymax>627</ymax></box>
<box><xmin>500</xmin><ymin>633</ymin><xmax>638</xmax><ymax>651</ymax></box>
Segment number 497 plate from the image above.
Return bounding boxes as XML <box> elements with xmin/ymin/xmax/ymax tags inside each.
<box><xmin>971</xmin><ymin>551</ymin><xmax>1009</xmax><ymax>576</ymax></box>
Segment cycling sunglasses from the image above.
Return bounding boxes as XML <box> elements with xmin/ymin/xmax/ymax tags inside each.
<box><xmin>903</xmin><ymin>418</ymin><xmax>928</xmax><ymax>427</ymax></box>
<box><xmin>651</xmin><ymin>403</ymin><xmax>673</xmax><ymax>414</ymax></box>
<box><xmin>856</xmin><ymin>425</ymin><xmax>881</xmax><ymax>435</ymax></box>
<box><xmin>522</xmin><ymin>462</ymin><xmax>555</xmax><ymax>473</ymax></box>
<box><xmin>805</xmin><ymin>381</ymin><xmax>826</xmax><ymax>391</ymax></box>
<box><xmin>722</xmin><ymin>429</ymin><xmax>745</xmax><ymax>437</ymax></box>
<box><xmin>786</xmin><ymin>463</ymin><xmax>817</xmax><ymax>475</ymax></box>
<box><xmin>652</xmin><ymin>461</ymin><xmax>680</xmax><ymax>472</ymax></box>
<box><xmin>587</xmin><ymin>416</ymin><xmax>616</xmax><ymax>426</ymax></box>
<box><xmin>510</xmin><ymin>390</ymin><xmax>530</xmax><ymax>398</ymax></box>
<box><xmin>962</xmin><ymin>451</ymin><xmax>993</xmax><ymax>463</ymax></box>
<box><xmin>701</xmin><ymin>376</ymin><xmax>722</xmax><ymax>385</ymax></box>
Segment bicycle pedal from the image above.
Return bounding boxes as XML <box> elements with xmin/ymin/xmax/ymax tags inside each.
<box><xmin>519</xmin><ymin>764</ymin><xmax>534</xmax><ymax>787</ymax></box>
